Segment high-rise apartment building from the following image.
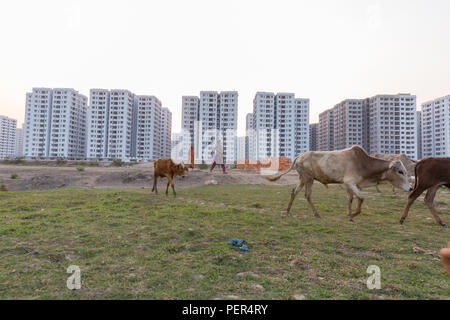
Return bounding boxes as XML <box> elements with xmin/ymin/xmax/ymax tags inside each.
<box><xmin>23</xmin><ymin>88</ymin><xmax>53</xmax><ymax>158</ymax></box>
<box><xmin>171</xmin><ymin>132</ymin><xmax>185</xmax><ymax>162</ymax></box>
<box><xmin>181</xmin><ymin>91</ymin><xmax>238</xmax><ymax>164</ymax></box>
<box><xmin>237</xmin><ymin>136</ymin><xmax>246</xmax><ymax>161</ymax></box>
<box><xmin>421</xmin><ymin>95</ymin><xmax>450</xmax><ymax>158</ymax></box>
<box><xmin>86</xmin><ymin>89</ymin><xmax>110</xmax><ymax>159</ymax></box>
<box><xmin>198</xmin><ymin>91</ymin><xmax>219</xmax><ymax>162</ymax></box>
<box><xmin>416</xmin><ymin>111</ymin><xmax>422</xmax><ymax>159</ymax></box>
<box><xmin>218</xmin><ymin>91</ymin><xmax>238</xmax><ymax>163</ymax></box>
<box><xmin>106</xmin><ymin>90</ymin><xmax>135</xmax><ymax>160</ymax></box>
<box><xmin>294</xmin><ymin>97</ymin><xmax>310</xmax><ymax>155</ymax></box>
<box><xmin>15</xmin><ymin>127</ymin><xmax>23</xmax><ymax>157</ymax></box>
<box><xmin>24</xmin><ymin>88</ymin><xmax>87</xmax><ymax>159</ymax></box>
<box><xmin>160</xmin><ymin>107</ymin><xmax>172</xmax><ymax>158</ymax></box>
<box><xmin>275</xmin><ymin>93</ymin><xmax>296</xmax><ymax>157</ymax></box>
<box><xmin>332</xmin><ymin>99</ymin><xmax>368</xmax><ymax>151</ymax></box>
<box><xmin>252</xmin><ymin>92</ymin><xmax>276</xmax><ymax>160</ymax></box>
<box><xmin>251</xmin><ymin>92</ymin><xmax>309</xmax><ymax>160</ymax></box>
<box><xmin>245</xmin><ymin>113</ymin><xmax>254</xmax><ymax>159</ymax></box>
<box><xmin>134</xmin><ymin>95</ymin><xmax>162</xmax><ymax>160</ymax></box>
<box><xmin>86</xmin><ymin>89</ymin><xmax>170</xmax><ymax>161</ymax></box>
<box><xmin>0</xmin><ymin>115</ymin><xmax>17</xmax><ymax>159</ymax></box>
<box><xmin>181</xmin><ymin>96</ymin><xmax>198</xmax><ymax>145</ymax></box>
<box><xmin>309</xmin><ymin>123</ymin><xmax>318</xmax><ymax>151</ymax></box>
<box><xmin>48</xmin><ymin>88</ymin><xmax>88</xmax><ymax>159</ymax></box>
<box><xmin>368</xmin><ymin>94</ymin><xmax>417</xmax><ymax>159</ymax></box>
<box><xmin>318</xmin><ymin>109</ymin><xmax>334</xmax><ymax>151</ymax></box>
<box><xmin>318</xmin><ymin>93</ymin><xmax>417</xmax><ymax>159</ymax></box>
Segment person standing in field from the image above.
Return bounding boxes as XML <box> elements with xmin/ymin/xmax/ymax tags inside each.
<box><xmin>210</xmin><ymin>139</ymin><xmax>226</xmax><ymax>174</ymax></box>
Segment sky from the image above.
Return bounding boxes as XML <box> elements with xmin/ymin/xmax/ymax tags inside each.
<box><xmin>0</xmin><ymin>0</ymin><xmax>449</xmax><ymax>135</ymax></box>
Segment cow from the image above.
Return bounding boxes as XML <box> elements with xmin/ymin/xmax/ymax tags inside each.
<box><xmin>151</xmin><ymin>158</ymin><xmax>188</xmax><ymax>197</ymax></box>
<box><xmin>400</xmin><ymin>157</ymin><xmax>450</xmax><ymax>226</ymax></box>
<box><xmin>371</xmin><ymin>153</ymin><xmax>416</xmax><ymax>193</ymax></box>
<box><xmin>265</xmin><ymin>146</ymin><xmax>412</xmax><ymax>221</ymax></box>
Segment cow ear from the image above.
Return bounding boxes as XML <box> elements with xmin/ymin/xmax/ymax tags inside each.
<box><xmin>390</xmin><ymin>160</ymin><xmax>401</xmax><ymax>169</ymax></box>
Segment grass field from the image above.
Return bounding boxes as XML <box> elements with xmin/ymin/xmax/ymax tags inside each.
<box><xmin>0</xmin><ymin>184</ymin><xmax>449</xmax><ymax>299</ymax></box>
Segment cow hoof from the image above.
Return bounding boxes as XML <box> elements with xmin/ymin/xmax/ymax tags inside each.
<box><xmin>439</xmin><ymin>222</ymin><xmax>446</xmax><ymax>227</ymax></box>
<box><xmin>399</xmin><ymin>218</ymin><xmax>405</xmax><ymax>225</ymax></box>
<box><xmin>314</xmin><ymin>214</ymin><xmax>321</xmax><ymax>219</ymax></box>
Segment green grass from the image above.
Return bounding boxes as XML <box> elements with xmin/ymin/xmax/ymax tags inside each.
<box><xmin>0</xmin><ymin>184</ymin><xmax>449</xmax><ymax>299</ymax></box>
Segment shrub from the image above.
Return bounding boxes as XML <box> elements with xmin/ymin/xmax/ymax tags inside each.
<box><xmin>56</xmin><ymin>158</ymin><xmax>66</xmax><ymax>166</ymax></box>
<box><xmin>0</xmin><ymin>184</ymin><xmax>8</xmax><ymax>192</ymax></box>
<box><xmin>12</xmin><ymin>157</ymin><xmax>24</xmax><ymax>165</ymax></box>
<box><xmin>10</xmin><ymin>173</ymin><xmax>18</xmax><ymax>179</ymax></box>
<box><xmin>199</xmin><ymin>160</ymin><xmax>209</xmax><ymax>170</ymax></box>
<box><xmin>112</xmin><ymin>159</ymin><xmax>125</xmax><ymax>167</ymax></box>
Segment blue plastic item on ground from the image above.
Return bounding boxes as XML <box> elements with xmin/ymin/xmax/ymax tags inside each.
<box><xmin>229</xmin><ymin>239</ymin><xmax>249</xmax><ymax>251</ymax></box>
<box><xmin>229</xmin><ymin>239</ymin><xmax>246</xmax><ymax>247</ymax></box>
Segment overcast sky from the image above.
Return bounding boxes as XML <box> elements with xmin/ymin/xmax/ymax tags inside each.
<box><xmin>1</xmin><ymin>0</ymin><xmax>449</xmax><ymax>135</ymax></box>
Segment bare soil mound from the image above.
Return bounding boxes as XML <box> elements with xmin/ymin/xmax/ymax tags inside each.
<box><xmin>0</xmin><ymin>165</ymin><xmax>298</xmax><ymax>191</ymax></box>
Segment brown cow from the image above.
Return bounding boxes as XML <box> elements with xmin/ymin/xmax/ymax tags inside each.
<box><xmin>265</xmin><ymin>146</ymin><xmax>412</xmax><ymax>221</ymax></box>
<box><xmin>400</xmin><ymin>158</ymin><xmax>449</xmax><ymax>226</ymax></box>
<box><xmin>152</xmin><ymin>158</ymin><xmax>188</xmax><ymax>197</ymax></box>
<box><xmin>371</xmin><ymin>153</ymin><xmax>416</xmax><ymax>193</ymax></box>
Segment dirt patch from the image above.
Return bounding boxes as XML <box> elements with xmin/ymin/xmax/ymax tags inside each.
<box><xmin>0</xmin><ymin>164</ymin><xmax>299</xmax><ymax>191</ymax></box>
<box><xmin>95</xmin><ymin>172</ymin><xmax>151</xmax><ymax>185</ymax></box>
<box><xmin>18</xmin><ymin>175</ymin><xmax>70</xmax><ymax>190</ymax></box>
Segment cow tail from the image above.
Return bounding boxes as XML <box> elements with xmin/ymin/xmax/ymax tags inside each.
<box><xmin>264</xmin><ymin>156</ymin><xmax>298</xmax><ymax>182</ymax></box>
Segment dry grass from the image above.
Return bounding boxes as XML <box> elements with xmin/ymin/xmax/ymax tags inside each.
<box><xmin>0</xmin><ymin>184</ymin><xmax>449</xmax><ymax>299</ymax></box>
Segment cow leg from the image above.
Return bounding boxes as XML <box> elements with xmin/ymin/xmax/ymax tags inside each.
<box><xmin>286</xmin><ymin>180</ymin><xmax>304</xmax><ymax>215</ymax></box>
<box><xmin>152</xmin><ymin>174</ymin><xmax>158</xmax><ymax>194</ymax></box>
<box><xmin>350</xmin><ymin>197</ymin><xmax>364</xmax><ymax>220</ymax></box>
<box><xmin>347</xmin><ymin>183</ymin><xmax>363</xmax><ymax>199</ymax></box>
<box><xmin>375</xmin><ymin>185</ymin><xmax>382</xmax><ymax>194</ymax></box>
<box><xmin>424</xmin><ymin>185</ymin><xmax>445</xmax><ymax>227</ymax></box>
<box><xmin>165</xmin><ymin>180</ymin><xmax>170</xmax><ymax>197</ymax></box>
<box><xmin>304</xmin><ymin>180</ymin><xmax>320</xmax><ymax>218</ymax></box>
<box><xmin>171</xmin><ymin>178</ymin><xmax>176</xmax><ymax>198</ymax></box>
<box><xmin>345</xmin><ymin>187</ymin><xmax>354</xmax><ymax>217</ymax></box>
<box><xmin>399</xmin><ymin>187</ymin><xmax>424</xmax><ymax>224</ymax></box>
<box><xmin>345</xmin><ymin>183</ymin><xmax>364</xmax><ymax>221</ymax></box>
<box><xmin>392</xmin><ymin>186</ymin><xmax>397</xmax><ymax>195</ymax></box>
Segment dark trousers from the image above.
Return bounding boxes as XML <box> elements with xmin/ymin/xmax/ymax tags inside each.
<box><xmin>210</xmin><ymin>161</ymin><xmax>226</xmax><ymax>173</ymax></box>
